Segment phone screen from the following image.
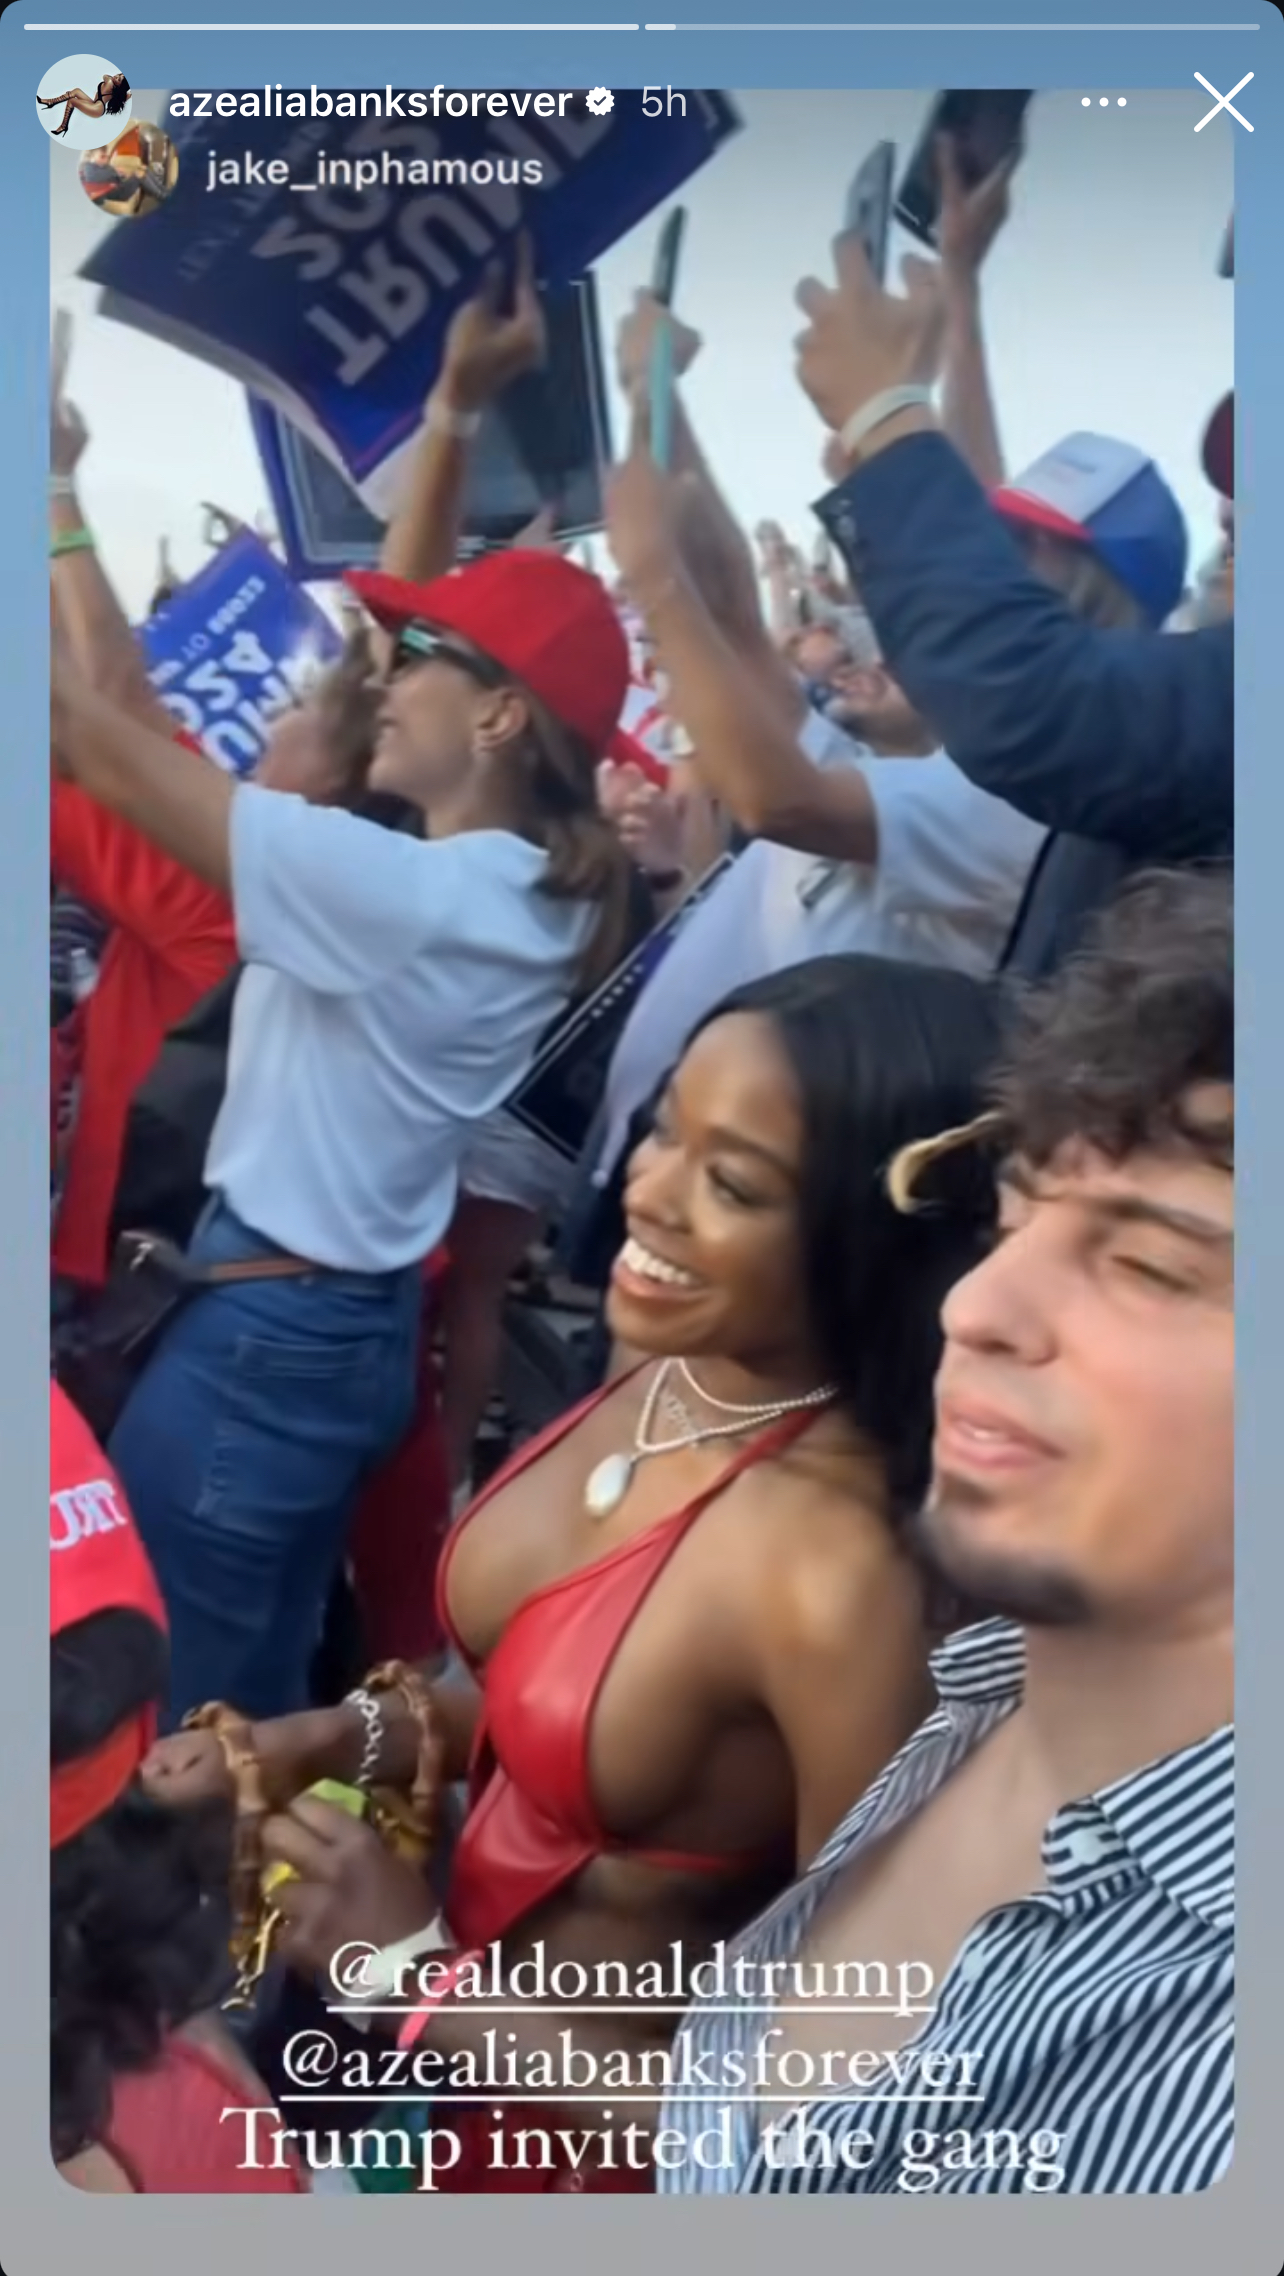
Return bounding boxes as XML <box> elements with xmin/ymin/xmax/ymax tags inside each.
<box><xmin>895</xmin><ymin>90</ymin><xmax>1033</xmax><ymax>247</ymax></box>
<box><xmin>650</xmin><ymin>207</ymin><xmax>687</xmax><ymax>309</ymax></box>
<box><xmin>647</xmin><ymin>208</ymin><xmax>686</xmax><ymax>468</ymax></box>
<box><xmin>843</xmin><ymin>142</ymin><xmax>896</xmax><ymax>283</ymax></box>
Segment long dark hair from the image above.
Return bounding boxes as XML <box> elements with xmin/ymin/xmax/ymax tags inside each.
<box><xmin>102</xmin><ymin>74</ymin><xmax>130</xmax><ymax>115</ymax></box>
<box><xmin>51</xmin><ymin>1610</ymin><xmax>229</xmax><ymax>2165</ymax></box>
<box><xmin>689</xmin><ymin>955</ymin><xmax>1001</xmax><ymax>1522</ymax></box>
<box><xmin>505</xmin><ymin>689</ymin><xmax>637</xmax><ymax>992</ymax></box>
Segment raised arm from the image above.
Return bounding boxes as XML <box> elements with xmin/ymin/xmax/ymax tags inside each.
<box><xmin>616</xmin><ymin>291</ymin><xmax>774</xmax><ymax>667</ymax></box>
<box><xmin>936</xmin><ymin>134</ymin><xmax>1014</xmax><ymax>492</ymax></box>
<box><xmin>795</xmin><ymin>235</ymin><xmax>1232</xmax><ymax>858</ymax></box>
<box><xmin>606</xmin><ymin>432</ymin><xmax>879</xmax><ymax>863</ymax></box>
<box><xmin>373</xmin><ymin>237</ymin><xmax>547</xmax><ymax>664</ymax></box>
<box><xmin>50</xmin><ymin>398</ymin><xmax>179</xmax><ymax>737</ymax></box>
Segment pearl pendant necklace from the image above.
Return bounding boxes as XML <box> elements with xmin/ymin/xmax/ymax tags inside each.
<box><xmin>583</xmin><ymin>1358</ymin><xmax>837</xmax><ymax>1521</ymax></box>
<box><xmin>584</xmin><ymin>1451</ymin><xmax>638</xmax><ymax>1522</ymax></box>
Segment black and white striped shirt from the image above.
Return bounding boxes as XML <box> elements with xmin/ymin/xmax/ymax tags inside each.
<box><xmin>658</xmin><ymin>1619</ymin><xmax>1232</xmax><ymax>2195</ymax></box>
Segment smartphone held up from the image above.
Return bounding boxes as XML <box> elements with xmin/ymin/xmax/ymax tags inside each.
<box><xmin>842</xmin><ymin>142</ymin><xmax>896</xmax><ymax>283</ymax></box>
<box><xmin>895</xmin><ymin>89</ymin><xmax>1033</xmax><ymax>248</ymax></box>
<box><xmin>647</xmin><ymin>205</ymin><xmax>688</xmax><ymax>471</ymax></box>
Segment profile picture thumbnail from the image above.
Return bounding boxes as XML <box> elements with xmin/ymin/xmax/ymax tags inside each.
<box><xmin>79</xmin><ymin>122</ymin><xmax>179</xmax><ymax>221</ymax></box>
<box><xmin>37</xmin><ymin>55</ymin><xmax>132</xmax><ymax>147</ymax></box>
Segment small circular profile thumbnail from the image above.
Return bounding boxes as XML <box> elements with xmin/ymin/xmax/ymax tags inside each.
<box><xmin>37</xmin><ymin>56</ymin><xmax>132</xmax><ymax>148</ymax></box>
<box><xmin>79</xmin><ymin>122</ymin><xmax>178</xmax><ymax>220</ymax></box>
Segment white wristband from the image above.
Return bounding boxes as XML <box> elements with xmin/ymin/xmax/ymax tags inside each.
<box><xmin>837</xmin><ymin>385</ymin><xmax>934</xmax><ymax>461</ymax></box>
<box><xmin>344</xmin><ymin>1915</ymin><xmax>452</xmax><ymax>2007</ymax></box>
<box><xmin>425</xmin><ymin>395</ymin><xmax>483</xmax><ymax>441</ymax></box>
<box><xmin>49</xmin><ymin>472</ymin><xmax>78</xmax><ymax>500</ymax></box>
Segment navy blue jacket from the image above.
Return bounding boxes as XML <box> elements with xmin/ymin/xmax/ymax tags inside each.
<box><xmin>815</xmin><ymin>433</ymin><xmax>1233</xmax><ymax>975</ymax></box>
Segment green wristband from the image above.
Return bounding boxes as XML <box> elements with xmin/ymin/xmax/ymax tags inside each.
<box><xmin>50</xmin><ymin>528</ymin><xmax>96</xmax><ymax>559</ymax></box>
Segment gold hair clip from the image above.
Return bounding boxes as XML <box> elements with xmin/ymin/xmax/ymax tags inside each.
<box><xmin>885</xmin><ymin>1113</ymin><xmax>1003</xmax><ymax>1215</ymax></box>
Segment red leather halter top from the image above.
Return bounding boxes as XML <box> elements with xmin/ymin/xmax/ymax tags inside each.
<box><xmin>436</xmin><ymin>1375</ymin><xmax>824</xmax><ymax>1952</ymax></box>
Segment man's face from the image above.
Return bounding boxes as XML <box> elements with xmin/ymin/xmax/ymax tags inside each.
<box><xmin>919</xmin><ymin>1101</ymin><xmax>1233</xmax><ymax>1632</ymax></box>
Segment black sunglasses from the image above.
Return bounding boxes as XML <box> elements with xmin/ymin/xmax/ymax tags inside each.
<box><xmin>393</xmin><ymin>622</ymin><xmax>506</xmax><ymax>688</ymax></box>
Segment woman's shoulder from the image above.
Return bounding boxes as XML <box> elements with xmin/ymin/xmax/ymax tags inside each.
<box><xmin>731</xmin><ymin>1445</ymin><xmax>924</xmax><ymax>1638</ymax></box>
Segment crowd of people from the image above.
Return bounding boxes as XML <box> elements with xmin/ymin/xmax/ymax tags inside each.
<box><xmin>49</xmin><ymin>136</ymin><xmax>1234</xmax><ymax>2195</ymax></box>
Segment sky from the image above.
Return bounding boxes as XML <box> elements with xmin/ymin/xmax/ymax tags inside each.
<box><xmin>49</xmin><ymin>86</ymin><xmax>1234</xmax><ymax>626</ymax></box>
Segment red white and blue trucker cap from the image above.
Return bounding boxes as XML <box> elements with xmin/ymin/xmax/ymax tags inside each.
<box><xmin>993</xmin><ymin>433</ymin><xmax>1189</xmax><ymax>628</ymax></box>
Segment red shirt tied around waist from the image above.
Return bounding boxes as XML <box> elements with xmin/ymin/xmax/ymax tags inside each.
<box><xmin>51</xmin><ymin>738</ymin><xmax>237</xmax><ymax>1290</ymax></box>
<box><xmin>51</xmin><ymin>1385</ymin><xmax>306</xmax><ymax>2194</ymax></box>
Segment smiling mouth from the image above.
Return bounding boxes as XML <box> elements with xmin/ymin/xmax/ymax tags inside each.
<box><xmin>615</xmin><ymin>1235</ymin><xmax>704</xmax><ymax>1293</ymax></box>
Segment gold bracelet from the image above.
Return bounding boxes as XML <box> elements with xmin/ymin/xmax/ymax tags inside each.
<box><xmin>182</xmin><ymin>1703</ymin><xmax>273</xmax><ymax>2001</ymax></box>
<box><xmin>362</xmin><ymin>1661</ymin><xmax>444</xmax><ymax>1865</ymax></box>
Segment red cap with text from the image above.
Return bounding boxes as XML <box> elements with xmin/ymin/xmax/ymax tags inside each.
<box><xmin>348</xmin><ymin>550</ymin><xmax>633</xmax><ymax>761</ymax></box>
<box><xmin>50</xmin><ymin>1382</ymin><xmax>166</xmax><ymax>1849</ymax></box>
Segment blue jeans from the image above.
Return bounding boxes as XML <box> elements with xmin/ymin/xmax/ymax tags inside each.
<box><xmin>108</xmin><ymin>1200</ymin><xmax>422</xmax><ymax>1724</ymax></box>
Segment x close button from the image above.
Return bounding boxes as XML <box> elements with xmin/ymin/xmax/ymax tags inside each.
<box><xmin>1194</xmin><ymin>73</ymin><xmax>1254</xmax><ymax>133</ymax></box>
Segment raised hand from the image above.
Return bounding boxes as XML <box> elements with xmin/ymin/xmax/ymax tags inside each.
<box><xmin>439</xmin><ymin>232</ymin><xmax>547</xmax><ymax>414</ymax></box>
<box><xmin>616</xmin><ymin>288</ymin><xmax>702</xmax><ymax>401</ymax></box>
<box><xmin>605</xmin><ymin>413</ymin><xmax>685</xmax><ymax>609</ymax></box>
<box><xmin>794</xmin><ymin>237</ymin><xmax>947</xmax><ymax>440</ymax></box>
<box><xmin>50</xmin><ymin>397</ymin><xmax>88</xmax><ymax>482</ymax></box>
<box><xmin>936</xmin><ymin>132</ymin><xmax>1017</xmax><ymax>284</ymax></box>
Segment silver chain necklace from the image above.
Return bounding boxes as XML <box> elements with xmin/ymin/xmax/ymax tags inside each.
<box><xmin>583</xmin><ymin>1358</ymin><xmax>837</xmax><ymax>1522</ymax></box>
<box><xmin>676</xmin><ymin>1357</ymin><xmax>837</xmax><ymax>1420</ymax></box>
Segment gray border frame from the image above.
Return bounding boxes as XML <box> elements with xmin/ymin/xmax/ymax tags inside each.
<box><xmin>10</xmin><ymin>1</ymin><xmax>1275</xmax><ymax>2266</ymax></box>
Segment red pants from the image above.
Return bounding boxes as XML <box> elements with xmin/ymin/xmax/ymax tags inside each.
<box><xmin>348</xmin><ymin>1255</ymin><xmax>452</xmax><ymax>1664</ymax></box>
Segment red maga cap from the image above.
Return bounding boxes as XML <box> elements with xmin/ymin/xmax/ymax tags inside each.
<box><xmin>50</xmin><ymin>1383</ymin><xmax>166</xmax><ymax>1849</ymax></box>
<box><xmin>348</xmin><ymin>550</ymin><xmax>632</xmax><ymax>762</ymax></box>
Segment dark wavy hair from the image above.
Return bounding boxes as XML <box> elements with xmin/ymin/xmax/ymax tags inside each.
<box><xmin>687</xmin><ymin>954</ymin><xmax>1002</xmax><ymax>1522</ymax></box>
<box><xmin>51</xmin><ymin>1609</ymin><xmax>230</xmax><ymax>2166</ymax></box>
<box><xmin>991</xmin><ymin>865</ymin><xmax>1233</xmax><ymax>1173</ymax></box>
<box><xmin>102</xmin><ymin>74</ymin><xmax>131</xmax><ymax>115</ymax></box>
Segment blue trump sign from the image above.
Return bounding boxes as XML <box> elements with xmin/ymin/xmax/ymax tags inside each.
<box><xmin>250</xmin><ymin>272</ymin><xmax>612</xmax><ymax>579</ymax></box>
<box><xmin>81</xmin><ymin>90</ymin><xmax>739</xmax><ymax>493</ymax></box>
<box><xmin>140</xmin><ymin>530</ymin><xmax>343</xmax><ymax>775</ymax></box>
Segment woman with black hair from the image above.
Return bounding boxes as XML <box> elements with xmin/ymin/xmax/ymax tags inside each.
<box><xmin>51</xmin><ymin>1384</ymin><xmax>305</xmax><ymax>2192</ymax></box>
<box><xmin>40</xmin><ymin>72</ymin><xmax>130</xmax><ymax>136</ymax></box>
<box><xmin>147</xmin><ymin>952</ymin><xmax>1000</xmax><ymax>2193</ymax></box>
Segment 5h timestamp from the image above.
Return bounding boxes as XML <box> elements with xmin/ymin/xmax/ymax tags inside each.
<box><xmin>642</xmin><ymin>88</ymin><xmax>689</xmax><ymax>117</ymax></box>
